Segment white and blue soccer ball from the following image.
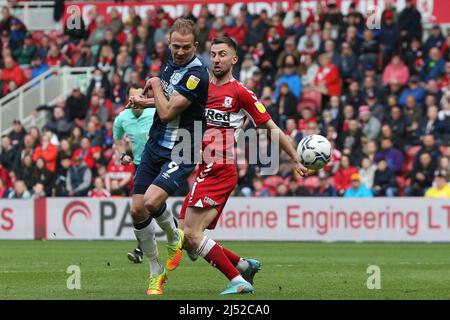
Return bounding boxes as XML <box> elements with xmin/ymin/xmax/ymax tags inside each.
<box><xmin>297</xmin><ymin>134</ymin><xmax>332</xmax><ymax>170</ymax></box>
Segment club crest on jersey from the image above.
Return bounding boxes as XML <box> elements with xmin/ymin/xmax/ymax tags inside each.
<box><xmin>186</xmin><ymin>75</ymin><xmax>200</xmax><ymax>90</ymax></box>
<box><xmin>170</xmin><ymin>72</ymin><xmax>182</xmax><ymax>85</ymax></box>
<box><xmin>223</xmin><ymin>96</ymin><xmax>233</xmax><ymax>108</ymax></box>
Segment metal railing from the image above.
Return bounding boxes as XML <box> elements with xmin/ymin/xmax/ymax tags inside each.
<box><xmin>0</xmin><ymin>66</ymin><xmax>94</xmax><ymax>135</ymax></box>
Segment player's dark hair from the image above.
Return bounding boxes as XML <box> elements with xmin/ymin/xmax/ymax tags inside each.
<box><xmin>211</xmin><ymin>36</ymin><xmax>237</xmax><ymax>53</ymax></box>
<box><xmin>170</xmin><ymin>18</ymin><xmax>199</xmax><ymax>42</ymax></box>
<box><xmin>127</xmin><ymin>83</ymin><xmax>144</xmax><ymax>95</ymax></box>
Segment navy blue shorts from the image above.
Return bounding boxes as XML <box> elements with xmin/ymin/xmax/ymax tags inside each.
<box><xmin>133</xmin><ymin>139</ymin><xmax>196</xmax><ymax>195</ymax></box>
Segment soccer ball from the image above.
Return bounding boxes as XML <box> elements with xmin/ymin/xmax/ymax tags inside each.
<box><xmin>297</xmin><ymin>134</ymin><xmax>332</xmax><ymax>170</ymax></box>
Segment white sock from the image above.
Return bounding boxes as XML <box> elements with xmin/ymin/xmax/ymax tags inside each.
<box><xmin>134</xmin><ymin>222</ymin><xmax>163</xmax><ymax>275</ymax></box>
<box><xmin>236</xmin><ymin>259</ymin><xmax>250</xmax><ymax>273</ymax></box>
<box><xmin>231</xmin><ymin>275</ymin><xmax>246</xmax><ymax>283</ymax></box>
<box><xmin>155</xmin><ymin>210</ymin><xmax>179</xmax><ymax>245</ymax></box>
<box><xmin>149</xmin><ymin>259</ymin><xmax>164</xmax><ymax>276</ymax></box>
<box><xmin>196</xmin><ymin>236</ymin><xmax>215</xmax><ymax>257</ymax></box>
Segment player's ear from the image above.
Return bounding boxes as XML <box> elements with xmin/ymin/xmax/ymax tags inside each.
<box><xmin>232</xmin><ymin>54</ymin><xmax>238</xmax><ymax>65</ymax></box>
<box><xmin>194</xmin><ymin>41</ymin><xmax>199</xmax><ymax>50</ymax></box>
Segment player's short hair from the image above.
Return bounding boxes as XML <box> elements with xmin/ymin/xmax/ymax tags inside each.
<box><xmin>170</xmin><ymin>18</ymin><xmax>199</xmax><ymax>42</ymax></box>
<box><xmin>127</xmin><ymin>83</ymin><xmax>144</xmax><ymax>95</ymax></box>
<box><xmin>211</xmin><ymin>36</ymin><xmax>237</xmax><ymax>54</ymax></box>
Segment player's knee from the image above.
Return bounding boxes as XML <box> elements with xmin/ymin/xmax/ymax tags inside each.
<box><xmin>144</xmin><ymin>199</ymin><xmax>160</xmax><ymax>216</ymax></box>
<box><xmin>131</xmin><ymin>203</ymin><xmax>147</xmax><ymax>223</ymax></box>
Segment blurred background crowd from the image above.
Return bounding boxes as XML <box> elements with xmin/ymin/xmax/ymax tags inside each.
<box><xmin>0</xmin><ymin>0</ymin><xmax>449</xmax><ymax>199</ymax></box>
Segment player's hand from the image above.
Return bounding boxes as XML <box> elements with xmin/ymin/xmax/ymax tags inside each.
<box><xmin>127</xmin><ymin>96</ymin><xmax>145</xmax><ymax>109</ymax></box>
<box><xmin>124</xmin><ymin>97</ymin><xmax>133</xmax><ymax>109</ymax></box>
<box><xmin>143</xmin><ymin>78</ymin><xmax>152</xmax><ymax>95</ymax></box>
<box><xmin>295</xmin><ymin>160</ymin><xmax>309</xmax><ymax>177</ymax></box>
<box><xmin>121</xmin><ymin>155</ymin><xmax>132</xmax><ymax>166</ymax></box>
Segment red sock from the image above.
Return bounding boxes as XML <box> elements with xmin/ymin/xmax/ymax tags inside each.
<box><xmin>203</xmin><ymin>244</ymin><xmax>240</xmax><ymax>281</ymax></box>
<box><xmin>221</xmin><ymin>246</ymin><xmax>241</xmax><ymax>266</ymax></box>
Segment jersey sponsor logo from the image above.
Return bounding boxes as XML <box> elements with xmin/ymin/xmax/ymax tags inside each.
<box><xmin>223</xmin><ymin>96</ymin><xmax>233</xmax><ymax>108</ymax></box>
<box><xmin>186</xmin><ymin>75</ymin><xmax>200</xmax><ymax>90</ymax></box>
<box><xmin>255</xmin><ymin>101</ymin><xmax>266</xmax><ymax>113</ymax></box>
<box><xmin>203</xmin><ymin>196</ymin><xmax>218</xmax><ymax>206</ymax></box>
<box><xmin>205</xmin><ymin>109</ymin><xmax>231</xmax><ymax>127</ymax></box>
<box><xmin>170</xmin><ymin>72</ymin><xmax>183</xmax><ymax>85</ymax></box>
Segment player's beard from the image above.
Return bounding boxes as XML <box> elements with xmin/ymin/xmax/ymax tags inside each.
<box><xmin>212</xmin><ymin>64</ymin><xmax>232</xmax><ymax>79</ymax></box>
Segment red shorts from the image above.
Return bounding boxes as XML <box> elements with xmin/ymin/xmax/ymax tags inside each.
<box><xmin>179</xmin><ymin>162</ymin><xmax>237</xmax><ymax>229</ymax></box>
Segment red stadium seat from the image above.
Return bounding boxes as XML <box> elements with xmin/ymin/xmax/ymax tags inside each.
<box><xmin>327</xmin><ymin>176</ymin><xmax>335</xmax><ymax>187</ymax></box>
<box><xmin>396</xmin><ymin>176</ymin><xmax>407</xmax><ymax>196</ymax></box>
<box><xmin>297</xmin><ymin>90</ymin><xmax>322</xmax><ymax>114</ymax></box>
<box><xmin>264</xmin><ymin>175</ymin><xmax>284</xmax><ymax>189</ymax></box>
<box><xmin>295</xmin><ymin>175</ymin><xmax>305</xmax><ymax>186</ymax></box>
<box><xmin>32</xmin><ymin>30</ymin><xmax>45</xmax><ymax>45</ymax></box>
<box><xmin>407</xmin><ymin>145</ymin><xmax>421</xmax><ymax>159</ymax></box>
<box><xmin>302</xmin><ymin>176</ymin><xmax>320</xmax><ymax>192</ymax></box>
<box><xmin>403</xmin><ymin>145</ymin><xmax>421</xmax><ymax>174</ymax></box>
<box><xmin>103</xmin><ymin>148</ymin><xmax>113</xmax><ymax>162</ymax></box>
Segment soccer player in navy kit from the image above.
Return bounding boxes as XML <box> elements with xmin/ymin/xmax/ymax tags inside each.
<box><xmin>128</xmin><ymin>19</ymin><xmax>209</xmax><ymax>295</ymax></box>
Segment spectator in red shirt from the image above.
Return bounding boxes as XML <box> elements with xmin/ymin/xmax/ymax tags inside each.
<box><xmin>2</xmin><ymin>56</ymin><xmax>26</xmax><ymax>90</ymax></box>
<box><xmin>0</xmin><ymin>162</ymin><xmax>11</xmax><ymax>188</ymax></box>
<box><xmin>88</xmin><ymin>177</ymin><xmax>111</xmax><ymax>198</ymax></box>
<box><xmin>72</xmin><ymin>137</ymin><xmax>96</xmax><ymax>169</ymax></box>
<box><xmin>269</xmin><ymin>14</ymin><xmax>285</xmax><ymax>40</ymax></box>
<box><xmin>334</xmin><ymin>154</ymin><xmax>358</xmax><ymax>196</ymax></box>
<box><xmin>314</xmin><ymin>53</ymin><xmax>341</xmax><ymax>99</ymax></box>
<box><xmin>46</xmin><ymin>44</ymin><xmax>66</xmax><ymax>67</ymax></box>
<box><xmin>32</xmin><ymin>134</ymin><xmax>59</xmax><ymax>173</ymax></box>
<box><xmin>208</xmin><ymin>17</ymin><xmax>229</xmax><ymax>41</ymax></box>
<box><xmin>85</xmin><ymin>94</ymin><xmax>110</xmax><ymax>126</ymax></box>
<box><xmin>0</xmin><ymin>177</ymin><xmax>8</xmax><ymax>197</ymax></box>
<box><xmin>298</xmin><ymin>107</ymin><xmax>318</xmax><ymax>133</ymax></box>
<box><xmin>105</xmin><ymin>155</ymin><xmax>135</xmax><ymax>195</ymax></box>
<box><xmin>228</xmin><ymin>14</ymin><xmax>246</xmax><ymax>46</ymax></box>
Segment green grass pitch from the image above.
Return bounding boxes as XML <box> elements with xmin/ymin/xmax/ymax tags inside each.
<box><xmin>0</xmin><ymin>241</ymin><xmax>449</xmax><ymax>300</ymax></box>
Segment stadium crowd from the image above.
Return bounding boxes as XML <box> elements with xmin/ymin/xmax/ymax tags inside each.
<box><xmin>0</xmin><ymin>1</ymin><xmax>449</xmax><ymax>199</ymax></box>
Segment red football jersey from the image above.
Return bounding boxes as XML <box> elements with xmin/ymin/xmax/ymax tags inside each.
<box><xmin>88</xmin><ymin>189</ymin><xmax>111</xmax><ymax>198</ymax></box>
<box><xmin>203</xmin><ymin>79</ymin><xmax>271</xmax><ymax>163</ymax></box>
<box><xmin>106</xmin><ymin>160</ymin><xmax>135</xmax><ymax>190</ymax></box>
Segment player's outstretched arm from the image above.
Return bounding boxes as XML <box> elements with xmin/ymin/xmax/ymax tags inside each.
<box><xmin>260</xmin><ymin>119</ymin><xmax>308</xmax><ymax>177</ymax></box>
<box><xmin>149</xmin><ymin>77</ymin><xmax>192</xmax><ymax>122</ymax></box>
<box><xmin>126</xmin><ymin>96</ymin><xmax>155</xmax><ymax>109</ymax></box>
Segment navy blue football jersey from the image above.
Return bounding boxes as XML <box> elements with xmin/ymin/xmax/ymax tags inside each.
<box><xmin>149</xmin><ymin>55</ymin><xmax>209</xmax><ymax>150</ymax></box>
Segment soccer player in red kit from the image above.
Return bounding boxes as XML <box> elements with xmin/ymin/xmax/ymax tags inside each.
<box><xmin>179</xmin><ymin>36</ymin><xmax>307</xmax><ymax>295</ymax></box>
